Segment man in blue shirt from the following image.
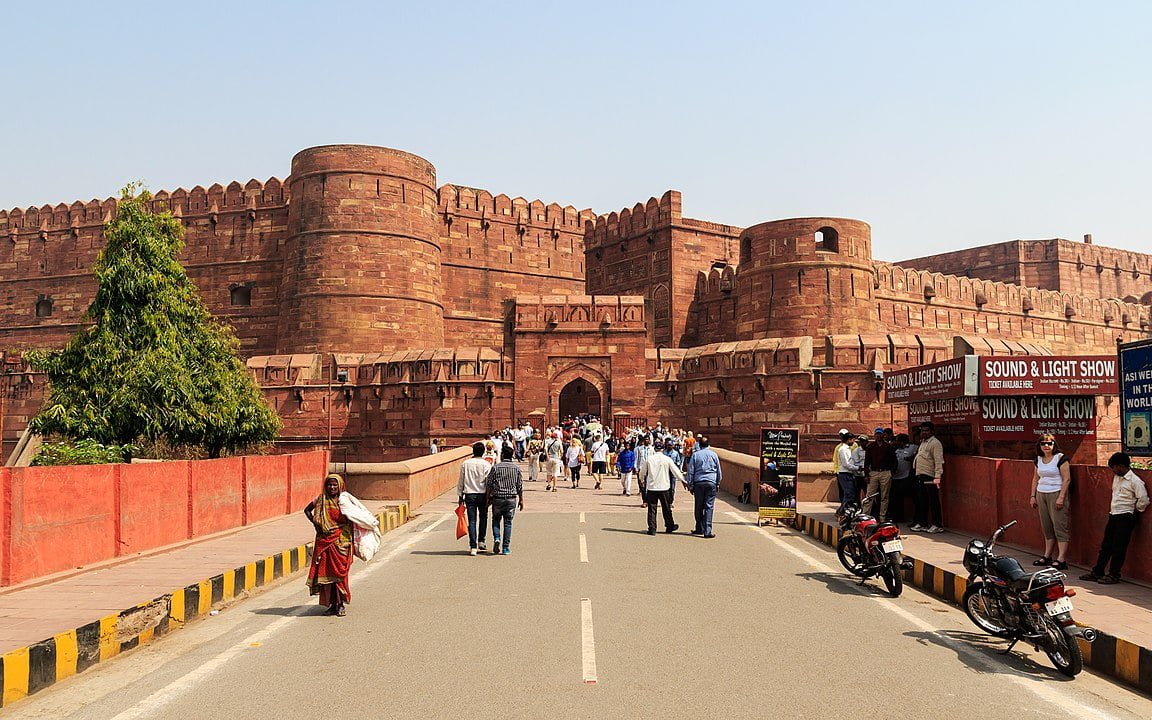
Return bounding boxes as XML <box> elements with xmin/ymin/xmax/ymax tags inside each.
<box><xmin>686</xmin><ymin>436</ymin><xmax>722</xmax><ymax>538</ymax></box>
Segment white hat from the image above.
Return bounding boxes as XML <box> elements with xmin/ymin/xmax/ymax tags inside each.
<box><xmin>838</xmin><ymin>428</ymin><xmax>850</xmax><ymax>436</ymax></box>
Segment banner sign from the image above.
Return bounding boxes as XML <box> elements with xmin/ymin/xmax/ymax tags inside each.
<box><xmin>1120</xmin><ymin>339</ymin><xmax>1152</xmax><ymax>456</ymax></box>
<box><xmin>979</xmin><ymin>356</ymin><xmax>1118</xmax><ymax>396</ymax></box>
<box><xmin>910</xmin><ymin>395</ymin><xmax>1096</xmax><ymax>441</ymax></box>
<box><xmin>758</xmin><ymin>428</ymin><xmax>799</xmax><ymax>522</ymax></box>
<box><xmin>884</xmin><ymin>357</ymin><xmax>978</xmax><ymax>403</ymax></box>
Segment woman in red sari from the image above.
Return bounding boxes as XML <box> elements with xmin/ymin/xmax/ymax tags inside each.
<box><xmin>304</xmin><ymin>474</ymin><xmax>354</xmax><ymax>616</ymax></box>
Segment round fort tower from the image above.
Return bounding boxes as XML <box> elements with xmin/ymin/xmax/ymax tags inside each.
<box><xmin>277</xmin><ymin>145</ymin><xmax>444</xmax><ymax>354</ymax></box>
<box><xmin>734</xmin><ymin>217</ymin><xmax>882</xmax><ymax>338</ymax></box>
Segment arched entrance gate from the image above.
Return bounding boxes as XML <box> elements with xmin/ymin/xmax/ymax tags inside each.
<box><xmin>550</xmin><ymin>364</ymin><xmax>609</xmax><ymax>423</ymax></box>
<box><xmin>558</xmin><ymin>378</ymin><xmax>602</xmax><ymax>420</ymax></box>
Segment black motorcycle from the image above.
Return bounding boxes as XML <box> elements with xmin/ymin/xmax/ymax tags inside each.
<box><xmin>961</xmin><ymin>520</ymin><xmax>1096</xmax><ymax>677</ymax></box>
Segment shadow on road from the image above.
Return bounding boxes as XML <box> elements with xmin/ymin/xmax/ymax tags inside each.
<box><xmin>904</xmin><ymin>629</ymin><xmax>1074</xmax><ymax>682</ymax></box>
<box><xmin>409</xmin><ymin>550</ymin><xmax>474</xmax><ymax>556</ymax></box>
<box><xmin>250</xmin><ymin>606</ymin><xmax>322</xmax><ymax>617</ymax></box>
<box><xmin>796</xmin><ymin>571</ymin><xmax>892</xmax><ymax>597</ymax></box>
<box><xmin>600</xmin><ymin>527</ymin><xmax>653</xmax><ymax>535</ymax></box>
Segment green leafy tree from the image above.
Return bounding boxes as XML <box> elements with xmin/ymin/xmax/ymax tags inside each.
<box><xmin>27</xmin><ymin>184</ymin><xmax>280</xmax><ymax>458</ymax></box>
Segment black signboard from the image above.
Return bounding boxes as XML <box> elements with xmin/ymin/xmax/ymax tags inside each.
<box><xmin>759</xmin><ymin>428</ymin><xmax>799</xmax><ymax>523</ymax></box>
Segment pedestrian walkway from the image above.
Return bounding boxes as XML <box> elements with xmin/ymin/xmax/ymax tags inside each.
<box><xmin>797</xmin><ymin>501</ymin><xmax>1152</xmax><ymax>682</ymax></box>
<box><xmin>0</xmin><ymin>499</ymin><xmax>406</xmax><ymax>655</ymax></box>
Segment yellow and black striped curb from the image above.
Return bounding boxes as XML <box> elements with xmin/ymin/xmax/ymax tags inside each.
<box><xmin>0</xmin><ymin>502</ymin><xmax>409</xmax><ymax>708</ymax></box>
<box><xmin>794</xmin><ymin>512</ymin><xmax>1152</xmax><ymax>696</ymax></box>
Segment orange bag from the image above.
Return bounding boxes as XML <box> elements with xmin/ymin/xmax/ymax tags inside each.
<box><xmin>455</xmin><ymin>503</ymin><xmax>468</xmax><ymax>540</ymax></box>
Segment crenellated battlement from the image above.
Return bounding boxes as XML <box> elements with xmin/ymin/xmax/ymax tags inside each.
<box><xmin>512</xmin><ymin>295</ymin><xmax>646</xmax><ymax>332</ymax></box>
<box><xmin>438</xmin><ymin>184</ymin><xmax>594</xmax><ymax>233</ymax></box>
<box><xmin>584</xmin><ymin>190</ymin><xmax>681</xmax><ymax>247</ymax></box>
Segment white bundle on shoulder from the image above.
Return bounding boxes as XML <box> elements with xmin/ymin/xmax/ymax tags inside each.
<box><xmin>338</xmin><ymin>491</ymin><xmax>382</xmax><ymax>562</ymax></box>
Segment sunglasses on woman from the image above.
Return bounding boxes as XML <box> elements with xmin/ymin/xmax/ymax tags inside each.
<box><xmin>1040</xmin><ymin>441</ymin><xmax>1054</xmax><ymax>446</ymax></box>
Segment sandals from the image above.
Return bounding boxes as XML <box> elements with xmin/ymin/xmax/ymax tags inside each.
<box><xmin>1032</xmin><ymin>557</ymin><xmax>1053</xmax><ymax>566</ymax></box>
<box><xmin>1052</xmin><ymin>560</ymin><xmax>1069</xmax><ymax>571</ymax></box>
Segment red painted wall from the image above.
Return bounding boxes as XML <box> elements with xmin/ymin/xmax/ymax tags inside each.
<box><xmin>119</xmin><ymin>461</ymin><xmax>191</xmax><ymax>555</ymax></box>
<box><xmin>6</xmin><ymin>465</ymin><xmax>118</xmax><ymax>585</ymax></box>
<box><xmin>244</xmin><ymin>455</ymin><xmax>290</xmax><ymax>524</ymax></box>
<box><xmin>942</xmin><ymin>455</ymin><xmax>1152</xmax><ymax>583</ymax></box>
<box><xmin>0</xmin><ymin>450</ymin><xmax>328</xmax><ymax>586</ymax></box>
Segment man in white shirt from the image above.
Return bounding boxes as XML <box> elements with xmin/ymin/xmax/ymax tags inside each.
<box><xmin>457</xmin><ymin>442</ymin><xmax>492</xmax><ymax>555</ymax></box>
<box><xmin>638</xmin><ymin>450</ymin><xmax>684</xmax><ymax>535</ymax></box>
<box><xmin>512</xmin><ymin>426</ymin><xmax>526</xmax><ymax>461</ymax></box>
<box><xmin>590</xmin><ymin>434</ymin><xmax>610</xmax><ymax>491</ymax></box>
<box><xmin>1081</xmin><ymin>452</ymin><xmax>1149</xmax><ymax>584</ymax></box>
<box><xmin>834</xmin><ymin>430</ymin><xmax>858</xmax><ymax>512</ymax></box>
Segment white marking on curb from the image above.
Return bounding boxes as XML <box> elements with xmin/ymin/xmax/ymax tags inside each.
<box><xmin>579</xmin><ymin>512</ymin><xmax>586</xmax><ymax>524</ymax></box>
<box><xmin>579</xmin><ymin>533</ymin><xmax>589</xmax><ymax>563</ymax></box>
<box><xmin>580</xmin><ymin>597</ymin><xmax>598</xmax><ymax>684</ymax></box>
<box><xmin>107</xmin><ymin>516</ymin><xmax>440</xmax><ymax>720</ymax></box>
<box><xmin>725</xmin><ymin>511</ymin><xmax>1120</xmax><ymax>720</ymax></box>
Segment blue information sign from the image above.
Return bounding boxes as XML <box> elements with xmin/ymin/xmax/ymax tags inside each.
<box><xmin>1120</xmin><ymin>339</ymin><xmax>1152</xmax><ymax>456</ymax></box>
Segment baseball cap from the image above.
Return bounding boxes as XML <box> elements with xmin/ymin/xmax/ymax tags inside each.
<box><xmin>838</xmin><ymin>428</ymin><xmax>850</xmax><ymax>436</ymax></box>
<box><xmin>874</xmin><ymin>427</ymin><xmax>885</xmax><ymax>434</ymax></box>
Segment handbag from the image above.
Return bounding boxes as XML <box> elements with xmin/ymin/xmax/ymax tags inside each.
<box><xmin>454</xmin><ymin>503</ymin><xmax>468</xmax><ymax>540</ymax></box>
<box><xmin>539</xmin><ymin>451</ymin><xmax>548</xmax><ymax>463</ymax></box>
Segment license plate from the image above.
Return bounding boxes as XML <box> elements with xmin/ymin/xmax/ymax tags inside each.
<box><xmin>882</xmin><ymin>540</ymin><xmax>903</xmax><ymax>553</ymax></box>
<box><xmin>1045</xmin><ymin>596</ymin><xmax>1073</xmax><ymax>615</ymax></box>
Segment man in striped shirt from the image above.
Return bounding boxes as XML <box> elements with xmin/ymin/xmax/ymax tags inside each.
<box><xmin>486</xmin><ymin>445</ymin><xmax>524</xmax><ymax>555</ymax></box>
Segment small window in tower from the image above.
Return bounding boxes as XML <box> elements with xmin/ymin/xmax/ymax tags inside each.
<box><xmin>815</xmin><ymin>226</ymin><xmax>839</xmax><ymax>253</ymax></box>
<box><xmin>35</xmin><ymin>296</ymin><xmax>53</xmax><ymax>317</ymax></box>
<box><xmin>230</xmin><ymin>284</ymin><xmax>252</xmax><ymax>307</ymax></box>
<box><xmin>740</xmin><ymin>236</ymin><xmax>751</xmax><ymax>263</ymax></box>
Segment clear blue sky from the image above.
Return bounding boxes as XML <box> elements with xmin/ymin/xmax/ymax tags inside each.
<box><xmin>2</xmin><ymin>1</ymin><xmax>1149</xmax><ymax>261</ymax></box>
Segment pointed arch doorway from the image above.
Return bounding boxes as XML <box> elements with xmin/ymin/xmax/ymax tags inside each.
<box><xmin>558</xmin><ymin>378</ymin><xmax>602</xmax><ymax>420</ymax></box>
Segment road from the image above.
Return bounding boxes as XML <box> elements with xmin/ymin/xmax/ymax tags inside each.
<box><xmin>8</xmin><ymin>482</ymin><xmax>1152</xmax><ymax>720</ymax></box>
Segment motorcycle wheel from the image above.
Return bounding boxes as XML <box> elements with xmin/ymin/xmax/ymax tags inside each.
<box><xmin>836</xmin><ymin>535</ymin><xmax>868</xmax><ymax>577</ymax></box>
<box><xmin>881</xmin><ymin>564</ymin><xmax>903</xmax><ymax>597</ymax></box>
<box><xmin>962</xmin><ymin>583</ymin><xmax>1014</xmax><ymax>639</ymax></box>
<box><xmin>1041</xmin><ymin>617</ymin><xmax>1083</xmax><ymax>678</ymax></box>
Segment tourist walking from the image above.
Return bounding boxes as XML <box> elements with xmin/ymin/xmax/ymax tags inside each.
<box><xmin>303</xmin><ymin>474</ymin><xmax>379</xmax><ymax>617</ymax></box>
<box><xmin>457</xmin><ymin>442</ymin><xmax>491</xmax><ymax>555</ymax></box>
<box><xmin>590</xmin><ymin>433</ymin><xmax>610</xmax><ymax>490</ymax></box>
<box><xmin>486</xmin><ymin>445</ymin><xmax>524</xmax><ymax>555</ymax></box>
<box><xmin>638</xmin><ymin>446</ymin><xmax>683</xmax><ymax>534</ymax></box>
<box><xmin>1030</xmin><ymin>433</ymin><xmax>1071</xmax><ymax>570</ymax></box>
<box><xmin>864</xmin><ymin>427</ymin><xmax>897</xmax><ymax>521</ymax></box>
<box><xmin>566</xmin><ymin>438</ymin><xmax>584</xmax><ymax>488</ymax></box>
<box><xmin>1081</xmin><ymin>452</ymin><xmax>1149</xmax><ymax>584</ymax></box>
<box><xmin>545</xmin><ymin>431</ymin><xmax>565</xmax><ymax>492</ymax></box>
<box><xmin>911</xmin><ymin>422</ymin><xmax>945</xmax><ymax>533</ymax></box>
<box><xmin>616</xmin><ymin>440</ymin><xmax>637</xmax><ymax>496</ymax></box>
<box><xmin>686</xmin><ymin>436</ymin><xmax>722</xmax><ymax>538</ymax></box>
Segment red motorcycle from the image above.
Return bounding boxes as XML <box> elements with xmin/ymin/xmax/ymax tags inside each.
<box><xmin>836</xmin><ymin>493</ymin><xmax>911</xmax><ymax>596</ymax></box>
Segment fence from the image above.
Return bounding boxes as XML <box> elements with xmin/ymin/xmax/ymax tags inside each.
<box><xmin>0</xmin><ymin>450</ymin><xmax>329</xmax><ymax>586</ymax></box>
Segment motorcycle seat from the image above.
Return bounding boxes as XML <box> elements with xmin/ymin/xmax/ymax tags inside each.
<box><xmin>993</xmin><ymin>556</ymin><xmax>1043</xmax><ymax>590</ymax></box>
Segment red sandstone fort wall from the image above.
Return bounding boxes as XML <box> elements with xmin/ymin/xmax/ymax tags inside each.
<box><xmin>437</xmin><ymin>185</ymin><xmax>591</xmax><ymax>348</ymax></box>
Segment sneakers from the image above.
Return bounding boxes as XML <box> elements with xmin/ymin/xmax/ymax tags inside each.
<box><xmin>502</xmin><ymin>547</ymin><xmax>511</xmax><ymax>555</ymax></box>
<box><xmin>909</xmin><ymin>524</ymin><xmax>926</xmax><ymax>532</ymax></box>
<box><xmin>469</xmin><ymin>548</ymin><xmax>478</xmax><ymax>556</ymax></box>
<box><xmin>926</xmin><ymin>525</ymin><xmax>945</xmax><ymax>534</ymax></box>
<box><xmin>492</xmin><ymin>542</ymin><xmax>501</xmax><ymax>554</ymax></box>
<box><xmin>478</xmin><ymin>542</ymin><xmax>487</xmax><ymax>551</ymax></box>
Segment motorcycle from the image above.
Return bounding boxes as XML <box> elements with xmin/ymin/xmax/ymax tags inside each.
<box><xmin>961</xmin><ymin>520</ymin><xmax>1097</xmax><ymax>677</ymax></box>
<box><xmin>835</xmin><ymin>493</ymin><xmax>911</xmax><ymax>597</ymax></box>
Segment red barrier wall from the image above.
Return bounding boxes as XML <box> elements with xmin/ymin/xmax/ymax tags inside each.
<box><xmin>119</xmin><ymin>461</ymin><xmax>191</xmax><ymax>555</ymax></box>
<box><xmin>0</xmin><ymin>450</ymin><xmax>328</xmax><ymax>586</ymax></box>
<box><xmin>941</xmin><ymin>455</ymin><xmax>1152</xmax><ymax>583</ymax></box>
<box><xmin>245</xmin><ymin>455</ymin><xmax>290</xmax><ymax>524</ymax></box>
<box><xmin>6</xmin><ymin>465</ymin><xmax>118</xmax><ymax>585</ymax></box>
<box><xmin>190</xmin><ymin>458</ymin><xmax>245</xmax><ymax>536</ymax></box>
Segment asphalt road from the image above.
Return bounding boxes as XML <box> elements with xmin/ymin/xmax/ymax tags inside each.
<box><xmin>9</xmin><ymin>486</ymin><xmax>1152</xmax><ymax>720</ymax></box>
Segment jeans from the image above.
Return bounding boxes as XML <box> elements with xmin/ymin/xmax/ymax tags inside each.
<box><xmin>491</xmin><ymin>497</ymin><xmax>518</xmax><ymax>550</ymax></box>
<box><xmin>837</xmin><ymin>472</ymin><xmax>856</xmax><ymax>510</ymax></box>
<box><xmin>645</xmin><ymin>489</ymin><xmax>675</xmax><ymax>532</ymax></box>
<box><xmin>463</xmin><ymin>493</ymin><xmax>488</xmax><ymax>549</ymax></box>
<box><xmin>914</xmin><ymin>475</ymin><xmax>942</xmax><ymax>527</ymax></box>
<box><xmin>1092</xmin><ymin>512</ymin><xmax>1137</xmax><ymax>578</ymax></box>
<box><xmin>692</xmin><ymin>482</ymin><xmax>717</xmax><ymax>535</ymax></box>
<box><xmin>515</xmin><ymin>440</ymin><xmax>526</xmax><ymax>460</ymax></box>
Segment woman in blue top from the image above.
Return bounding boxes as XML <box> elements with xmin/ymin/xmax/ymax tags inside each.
<box><xmin>616</xmin><ymin>440</ymin><xmax>638</xmax><ymax>497</ymax></box>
